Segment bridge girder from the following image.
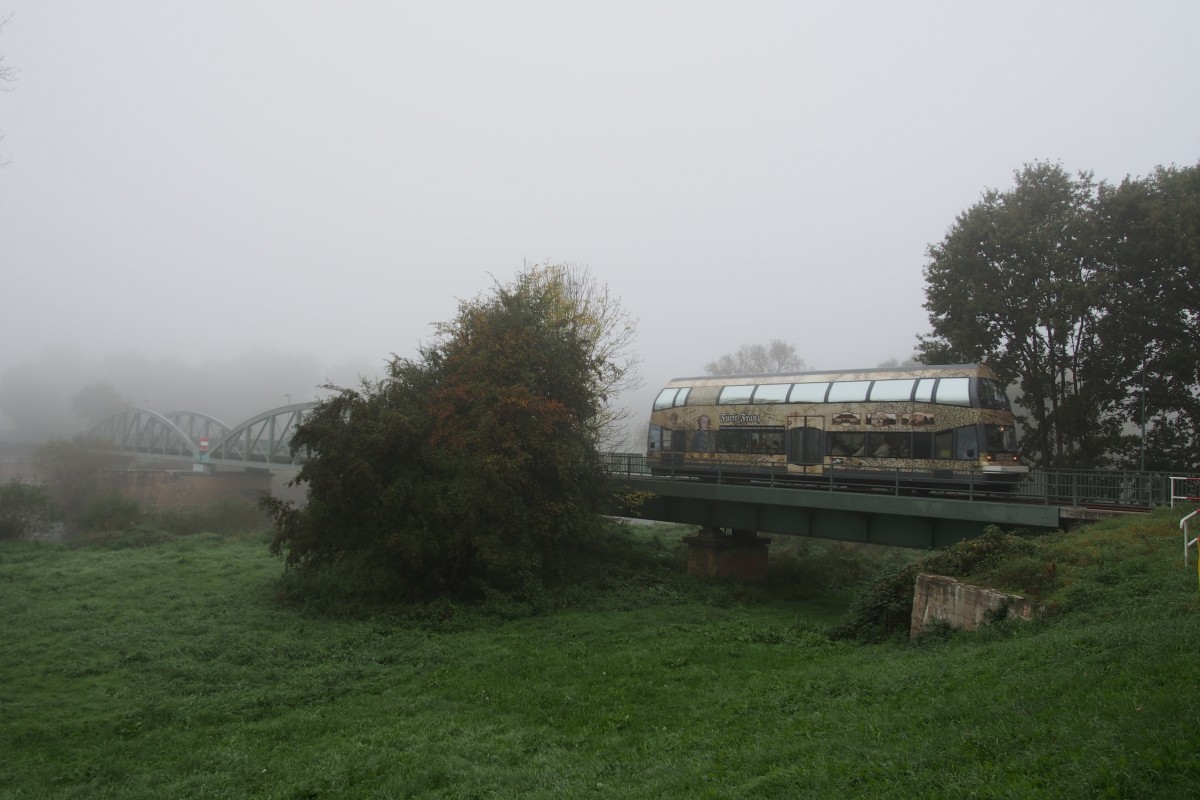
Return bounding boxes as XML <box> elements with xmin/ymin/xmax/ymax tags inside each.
<box><xmin>614</xmin><ymin>477</ymin><xmax>1063</xmax><ymax>548</ymax></box>
<box><xmin>163</xmin><ymin>411</ymin><xmax>231</xmax><ymax>444</ymax></box>
<box><xmin>205</xmin><ymin>403</ymin><xmax>316</xmax><ymax>467</ymax></box>
<box><xmin>90</xmin><ymin>403</ymin><xmax>317</xmax><ymax>467</ymax></box>
<box><xmin>89</xmin><ymin>408</ymin><xmax>200</xmax><ymax>460</ymax></box>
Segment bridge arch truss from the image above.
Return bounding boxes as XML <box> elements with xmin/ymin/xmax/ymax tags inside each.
<box><xmin>205</xmin><ymin>403</ymin><xmax>315</xmax><ymax>467</ymax></box>
<box><xmin>89</xmin><ymin>403</ymin><xmax>318</xmax><ymax>469</ymax></box>
<box><xmin>89</xmin><ymin>408</ymin><xmax>203</xmax><ymax>460</ymax></box>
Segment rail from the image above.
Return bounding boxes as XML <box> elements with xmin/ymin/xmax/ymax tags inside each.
<box><xmin>1170</xmin><ymin>476</ymin><xmax>1200</xmax><ymax>508</ymax></box>
<box><xmin>1182</xmin><ymin>508</ymin><xmax>1200</xmax><ymax>567</ymax></box>
<box><xmin>1018</xmin><ymin>469</ymin><xmax>1173</xmax><ymax>506</ymax></box>
<box><xmin>599</xmin><ymin>453</ymin><xmax>1195</xmax><ymax>508</ymax></box>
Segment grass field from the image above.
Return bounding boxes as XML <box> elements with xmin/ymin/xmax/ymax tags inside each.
<box><xmin>2</xmin><ymin>509</ymin><xmax>1199</xmax><ymax>799</ymax></box>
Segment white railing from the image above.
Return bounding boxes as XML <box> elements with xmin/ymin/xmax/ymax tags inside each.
<box><xmin>1171</xmin><ymin>476</ymin><xmax>1200</xmax><ymax>507</ymax></box>
<box><xmin>1182</xmin><ymin>508</ymin><xmax>1200</xmax><ymax>566</ymax></box>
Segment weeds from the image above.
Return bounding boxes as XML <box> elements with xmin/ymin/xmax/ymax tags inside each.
<box><xmin>830</xmin><ymin>527</ymin><xmax>1047</xmax><ymax>642</ymax></box>
<box><xmin>0</xmin><ymin>479</ymin><xmax>53</xmax><ymax>540</ymax></box>
<box><xmin>3</xmin><ymin>512</ymin><xmax>1198</xmax><ymax>798</ymax></box>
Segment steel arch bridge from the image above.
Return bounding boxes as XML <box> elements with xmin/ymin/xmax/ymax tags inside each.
<box><xmin>88</xmin><ymin>403</ymin><xmax>317</xmax><ymax>469</ymax></box>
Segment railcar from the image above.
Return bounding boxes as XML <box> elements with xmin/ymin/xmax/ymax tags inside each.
<box><xmin>645</xmin><ymin>364</ymin><xmax>1027</xmax><ymax>489</ymax></box>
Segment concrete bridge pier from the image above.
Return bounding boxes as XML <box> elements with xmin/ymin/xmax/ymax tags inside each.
<box><xmin>682</xmin><ymin>526</ymin><xmax>771</xmax><ymax>583</ymax></box>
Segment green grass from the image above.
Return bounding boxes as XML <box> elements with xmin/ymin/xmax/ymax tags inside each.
<box><xmin>2</xmin><ymin>511</ymin><xmax>1199</xmax><ymax>798</ymax></box>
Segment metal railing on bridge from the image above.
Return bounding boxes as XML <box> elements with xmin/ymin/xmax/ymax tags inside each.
<box><xmin>599</xmin><ymin>452</ymin><xmax>1194</xmax><ymax>509</ymax></box>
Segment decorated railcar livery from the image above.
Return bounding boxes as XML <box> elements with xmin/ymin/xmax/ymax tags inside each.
<box><xmin>646</xmin><ymin>364</ymin><xmax>1027</xmax><ymax>484</ymax></box>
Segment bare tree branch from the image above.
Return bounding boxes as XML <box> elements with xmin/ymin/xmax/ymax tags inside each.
<box><xmin>704</xmin><ymin>340</ymin><xmax>807</xmax><ymax>376</ymax></box>
<box><xmin>0</xmin><ymin>13</ymin><xmax>16</xmax><ymax>169</ymax></box>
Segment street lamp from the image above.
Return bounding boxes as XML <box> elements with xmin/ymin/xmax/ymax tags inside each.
<box><xmin>1139</xmin><ymin>353</ymin><xmax>1147</xmax><ymax>473</ymax></box>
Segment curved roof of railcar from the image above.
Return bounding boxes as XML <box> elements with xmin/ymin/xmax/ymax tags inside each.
<box><xmin>662</xmin><ymin>364</ymin><xmax>994</xmax><ymax>388</ymax></box>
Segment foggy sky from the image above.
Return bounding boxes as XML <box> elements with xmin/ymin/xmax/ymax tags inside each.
<box><xmin>1</xmin><ymin>1</ymin><xmax>1198</xmax><ymax>437</ymax></box>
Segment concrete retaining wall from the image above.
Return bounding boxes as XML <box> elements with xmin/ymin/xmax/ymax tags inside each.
<box><xmin>911</xmin><ymin>573</ymin><xmax>1035</xmax><ymax>638</ymax></box>
<box><xmin>103</xmin><ymin>469</ymin><xmax>273</xmax><ymax>509</ymax></box>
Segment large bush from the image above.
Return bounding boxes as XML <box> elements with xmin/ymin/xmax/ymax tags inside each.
<box><xmin>0</xmin><ymin>480</ymin><xmax>54</xmax><ymax>540</ymax></box>
<box><xmin>33</xmin><ymin>435</ymin><xmax>126</xmax><ymax>522</ymax></box>
<box><xmin>263</xmin><ymin>264</ymin><xmax>638</xmax><ymax>597</ymax></box>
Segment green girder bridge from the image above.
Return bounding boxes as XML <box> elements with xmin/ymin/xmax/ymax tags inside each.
<box><xmin>88</xmin><ymin>407</ymin><xmax>1190</xmax><ymax>550</ymax></box>
<box><xmin>88</xmin><ymin>404</ymin><xmax>316</xmax><ymax>470</ymax></box>
<box><xmin>602</xmin><ymin>455</ymin><xmax>1184</xmax><ymax>549</ymax></box>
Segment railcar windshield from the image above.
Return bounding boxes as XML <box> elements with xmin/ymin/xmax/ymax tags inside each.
<box><xmin>653</xmin><ymin>387</ymin><xmax>690</xmax><ymax>410</ymax></box>
<box><xmin>977</xmin><ymin>379</ymin><xmax>1010</xmax><ymax>410</ymax></box>
<box><xmin>983</xmin><ymin>424</ymin><xmax>1018</xmax><ymax>451</ymax></box>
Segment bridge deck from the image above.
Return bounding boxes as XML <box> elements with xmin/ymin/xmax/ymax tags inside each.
<box><xmin>614</xmin><ymin>475</ymin><xmax>1067</xmax><ymax>548</ymax></box>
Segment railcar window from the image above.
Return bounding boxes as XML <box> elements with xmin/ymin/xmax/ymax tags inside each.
<box><xmin>868</xmin><ymin>379</ymin><xmax>915</xmax><ymax>402</ymax></box>
<box><xmin>828</xmin><ymin>432</ymin><xmax>866</xmax><ymax>457</ymax></box>
<box><xmin>935</xmin><ymin>377</ymin><xmax>971</xmax><ymax>406</ymax></box>
<box><xmin>984</xmin><ymin>424</ymin><xmax>1018</xmax><ymax>451</ymax></box>
<box><xmin>867</xmin><ymin>432</ymin><xmax>910</xmax><ymax>458</ymax></box>
<box><xmin>934</xmin><ymin>430</ymin><xmax>954</xmax><ymax>459</ymax></box>
<box><xmin>653</xmin><ymin>388</ymin><xmax>678</xmax><ymax>410</ymax></box>
<box><xmin>752</xmin><ymin>384</ymin><xmax>790</xmax><ymax>403</ymax></box>
<box><xmin>648</xmin><ymin>425</ymin><xmax>685</xmax><ymax>453</ymax></box>
<box><xmin>716</xmin><ymin>429</ymin><xmax>746</xmax><ymax>454</ymax></box>
<box><xmin>675</xmin><ymin>387</ymin><xmax>691</xmax><ymax>406</ymax></box>
<box><xmin>977</xmin><ymin>379</ymin><xmax>1009</xmax><ymax>410</ymax></box>
<box><xmin>647</xmin><ymin>424</ymin><xmax>663</xmax><ymax>452</ymax></box>
<box><xmin>689</xmin><ymin>422</ymin><xmax>714</xmax><ymax>452</ymax></box>
<box><xmin>788</xmin><ymin>382</ymin><xmax>830</xmax><ymax>403</ymax></box>
<box><xmin>718</xmin><ymin>385</ymin><xmax>755</xmax><ymax>404</ymax></box>
<box><xmin>914</xmin><ymin>378</ymin><xmax>936</xmax><ymax>403</ymax></box>
<box><xmin>826</xmin><ymin>380</ymin><xmax>871</xmax><ymax>403</ymax></box>
<box><xmin>955</xmin><ymin>425</ymin><xmax>978</xmax><ymax>459</ymax></box>
<box><xmin>912</xmin><ymin>432</ymin><xmax>933</xmax><ymax>459</ymax></box>
<box><xmin>716</xmin><ymin>428</ymin><xmax>784</xmax><ymax>454</ymax></box>
<box><xmin>758</xmin><ymin>430</ymin><xmax>785</xmax><ymax>454</ymax></box>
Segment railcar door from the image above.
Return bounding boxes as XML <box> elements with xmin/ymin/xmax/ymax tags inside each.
<box><xmin>785</xmin><ymin>414</ymin><xmax>824</xmax><ymax>474</ymax></box>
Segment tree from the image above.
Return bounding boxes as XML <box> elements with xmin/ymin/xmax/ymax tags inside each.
<box><xmin>876</xmin><ymin>356</ymin><xmax>919</xmax><ymax>369</ymax></box>
<box><xmin>0</xmin><ymin>16</ymin><xmax>12</xmax><ymax>88</ymax></box>
<box><xmin>1092</xmin><ymin>163</ymin><xmax>1200</xmax><ymax>470</ymax></box>
<box><xmin>33</xmin><ymin>436</ymin><xmax>126</xmax><ymax>523</ymax></box>
<box><xmin>919</xmin><ymin>160</ymin><xmax>1200</xmax><ymax>471</ymax></box>
<box><xmin>0</xmin><ymin>13</ymin><xmax>16</xmax><ymax>168</ymax></box>
<box><xmin>262</xmin><ymin>264</ymin><xmax>639</xmax><ymax>596</ymax></box>
<box><xmin>704</xmin><ymin>340</ymin><xmax>807</xmax><ymax>376</ymax></box>
<box><xmin>0</xmin><ymin>361</ymin><xmax>78</xmax><ymax>436</ymax></box>
<box><xmin>71</xmin><ymin>382</ymin><xmax>131</xmax><ymax>428</ymax></box>
<box><xmin>918</xmin><ymin>162</ymin><xmax>1121</xmax><ymax>468</ymax></box>
<box><xmin>0</xmin><ymin>481</ymin><xmax>52</xmax><ymax>540</ymax></box>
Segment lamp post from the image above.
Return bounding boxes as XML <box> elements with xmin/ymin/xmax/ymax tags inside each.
<box><xmin>285</xmin><ymin>393</ymin><xmax>292</xmax><ymax>406</ymax></box>
<box><xmin>1139</xmin><ymin>354</ymin><xmax>1147</xmax><ymax>473</ymax></box>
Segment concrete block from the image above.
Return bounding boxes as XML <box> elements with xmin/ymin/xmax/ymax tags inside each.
<box><xmin>911</xmin><ymin>573</ymin><xmax>1034</xmax><ymax>638</ymax></box>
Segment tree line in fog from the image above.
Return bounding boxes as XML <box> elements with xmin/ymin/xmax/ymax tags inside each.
<box><xmin>0</xmin><ymin>351</ymin><xmax>378</xmax><ymax>438</ymax></box>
